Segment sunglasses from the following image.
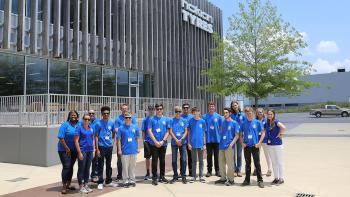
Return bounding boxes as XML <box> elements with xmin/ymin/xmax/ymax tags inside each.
<box><xmin>84</xmin><ymin>118</ymin><xmax>91</xmax><ymax>121</ymax></box>
<box><xmin>175</xmin><ymin>111</ymin><xmax>182</xmax><ymax>113</ymax></box>
<box><xmin>183</xmin><ymin>107</ymin><xmax>189</xmax><ymax>109</ymax></box>
<box><xmin>156</xmin><ymin>108</ymin><xmax>163</xmax><ymax>111</ymax></box>
<box><xmin>103</xmin><ymin>113</ymin><xmax>110</xmax><ymax>115</ymax></box>
<box><xmin>125</xmin><ymin>117</ymin><xmax>132</xmax><ymax>119</ymax></box>
<box><xmin>89</xmin><ymin>113</ymin><xmax>95</xmax><ymax>115</ymax></box>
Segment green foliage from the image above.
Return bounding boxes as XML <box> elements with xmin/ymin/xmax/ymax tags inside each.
<box><xmin>201</xmin><ymin>0</ymin><xmax>317</xmax><ymax>106</ymax></box>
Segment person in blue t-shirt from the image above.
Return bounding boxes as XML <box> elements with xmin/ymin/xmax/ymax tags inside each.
<box><xmin>117</xmin><ymin>112</ymin><xmax>141</xmax><ymax>187</ymax></box>
<box><xmin>95</xmin><ymin>106</ymin><xmax>117</xmax><ymax>190</ymax></box>
<box><xmin>147</xmin><ymin>104</ymin><xmax>170</xmax><ymax>185</ymax></box>
<box><xmin>114</xmin><ymin>103</ymin><xmax>137</xmax><ymax>180</ymax></box>
<box><xmin>230</xmin><ymin>100</ymin><xmax>247</xmax><ymax>177</ymax></box>
<box><xmin>169</xmin><ymin>106</ymin><xmax>188</xmax><ymax>184</ymax></box>
<box><xmin>240</xmin><ymin>107</ymin><xmax>265</xmax><ymax>188</ymax></box>
<box><xmin>181</xmin><ymin>103</ymin><xmax>194</xmax><ymax>177</ymax></box>
<box><xmin>266</xmin><ymin>109</ymin><xmax>286</xmax><ymax>185</ymax></box>
<box><xmin>57</xmin><ymin>110</ymin><xmax>79</xmax><ymax>194</ymax></box>
<box><xmin>141</xmin><ymin>105</ymin><xmax>155</xmax><ymax>180</ymax></box>
<box><xmin>202</xmin><ymin>101</ymin><xmax>222</xmax><ymax>177</ymax></box>
<box><xmin>74</xmin><ymin>114</ymin><xmax>95</xmax><ymax>194</ymax></box>
<box><xmin>215</xmin><ymin>108</ymin><xmax>240</xmax><ymax>186</ymax></box>
<box><xmin>187</xmin><ymin>107</ymin><xmax>206</xmax><ymax>183</ymax></box>
<box><xmin>88</xmin><ymin>110</ymin><xmax>100</xmax><ymax>182</ymax></box>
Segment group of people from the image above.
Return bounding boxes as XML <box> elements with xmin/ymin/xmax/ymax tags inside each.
<box><xmin>57</xmin><ymin>101</ymin><xmax>286</xmax><ymax>194</ymax></box>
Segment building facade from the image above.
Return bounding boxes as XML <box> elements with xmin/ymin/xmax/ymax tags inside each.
<box><xmin>0</xmin><ymin>0</ymin><xmax>223</xmax><ymax>103</ymax></box>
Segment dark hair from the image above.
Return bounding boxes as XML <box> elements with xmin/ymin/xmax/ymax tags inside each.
<box><xmin>155</xmin><ymin>103</ymin><xmax>163</xmax><ymax>109</ymax></box>
<box><xmin>223</xmin><ymin>107</ymin><xmax>232</xmax><ymax>113</ymax></box>
<box><xmin>267</xmin><ymin>109</ymin><xmax>276</xmax><ymax>129</ymax></box>
<box><xmin>208</xmin><ymin>101</ymin><xmax>215</xmax><ymax>106</ymax></box>
<box><xmin>120</xmin><ymin>103</ymin><xmax>128</xmax><ymax>109</ymax></box>
<box><xmin>67</xmin><ymin>110</ymin><xmax>79</xmax><ymax>121</ymax></box>
<box><xmin>230</xmin><ymin>100</ymin><xmax>241</xmax><ymax>113</ymax></box>
<box><xmin>182</xmin><ymin>103</ymin><xmax>190</xmax><ymax>108</ymax></box>
<box><xmin>82</xmin><ymin>113</ymin><xmax>90</xmax><ymax>120</ymax></box>
<box><xmin>191</xmin><ymin>107</ymin><xmax>200</xmax><ymax>113</ymax></box>
<box><xmin>101</xmin><ymin>106</ymin><xmax>111</xmax><ymax>113</ymax></box>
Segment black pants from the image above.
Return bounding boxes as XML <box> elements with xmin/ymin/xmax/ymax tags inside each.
<box><xmin>187</xmin><ymin>145</ymin><xmax>192</xmax><ymax>176</ymax></box>
<box><xmin>206</xmin><ymin>143</ymin><xmax>219</xmax><ymax>173</ymax></box>
<box><xmin>117</xmin><ymin>146</ymin><xmax>123</xmax><ymax>179</ymax></box>
<box><xmin>151</xmin><ymin>145</ymin><xmax>167</xmax><ymax>179</ymax></box>
<box><xmin>58</xmin><ymin>151</ymin><xmax>77</xmax><ymax>185</ymax></box>
<box><xmin>244</xmin><ymin>146</ymin><xmax>263</xmax><ymax>182</ymax></box>
<box><xmin>97</xmin><ymin>146</ymin><xmax>113</xmax><ymax>184</ymax></box>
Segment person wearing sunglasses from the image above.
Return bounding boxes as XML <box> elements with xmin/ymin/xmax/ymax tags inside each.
<box><xmin>141</xmin><ymin>105</ymin><xmax>155</xmax><ymax>180</ymax></box>
<box><xmin>147</xmin><ymin>104</ymin><xmax>170</xmax><ymax>185</ymax></box>
<box><xmin>202</xmin><ymin>101</ymin><xmax>222</xmax><ymax>177</ymax></box>
<box><xmin>88</xmin><ymin>110</ymin><xmax>100</xmax><ymax>182</ymax></box>
<box><xmin>95</xmin><ymin>106</ymin><xmax>117</xmax><ymax>190</ymax></box>
<box><xmin>117</xmin><ymin>112</ymin><xmax>141</xmax><ymax>187</ymax></box>
<box><xmin>181</xmin><ymin>103</ymin><xmax>193</xmax><ymax>177</ymax></box>
<box><xmin>74</xmin><ymin>114</ymin><xmax>95</xmax><ymax>194</ymax></box>
<box><xmin>169</xmin><ymin>106</ymin><xmax>188</xmax><ymax>184</ymax></box>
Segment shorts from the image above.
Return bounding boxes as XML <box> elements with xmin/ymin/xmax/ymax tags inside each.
<box><xmin>143</xmin><ymin>141</ymin><xmax>152</xmax><ymax>159</ymax></box>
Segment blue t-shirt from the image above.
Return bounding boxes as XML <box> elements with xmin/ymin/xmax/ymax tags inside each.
<box><xmin>188</xmin><ymin>118</ymin><xmax>206</xmax><ymax>149</ymax></box>
<box><xmin>170</xmin><ymin>117</ymin><xmax>188</xmax><ymax>146</ymax></box>
<box><xmin>231</xmin><ymin>112</ymin><xmax>247</xmax><ymax>130</ymax></box>
<box><xmin>57</xmin><ymin>121</ymin><xmax>78</xmax><ymax>152</ymax></box>
<box><xmin>95</xmin><ymin>119</ymin><xmax>116</xmax><ymax>147</ymax></box>
<box><xmin>117</xmin><ymin>124</ymin><xmax>140</xmax><ymax>155</ymax></box>
<box><xmin>147</xmin><ymin>116</ymin><xmax>170</xmax><ymax>146</ymax></box>
<box><xmin>141</xmin><ymin>116</ymin><xmax>153</xmax><ymax>143</ymax></box>
<box><xmin>75</xmin><ymin>125</ymin><xmax>94</xmax><ymax>152</ymax></box>
<box><xmin>265</xmin><ymin>120</ymin><xmax>282</xmax><ymax>145</ymax></box>
<box><xmin>115</xmin><ymin>114</ymin><xmax>137</xmax><ymax>127</ymax></box>
<box><xmin>202</xmin><ymin>112</ymin><xmax>222</xmax><ymax>143</ymax></box>
<box><xmin>181</xmin><ymin>113</ymin><xmax>193</xmax><ymax>124</ymax></box>
<box><xmin>241</xmin><ymin>119</ymin><xmax>263</xmax><ymax>147</ymax></box>
<box><xmin>219</xmin><ymin>119</ymin><xmax>240</xmax><ymax>150</ymax></box>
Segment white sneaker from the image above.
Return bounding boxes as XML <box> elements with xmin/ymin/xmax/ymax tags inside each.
<box><xmin>84</xmin><ymin>185</ymin><xmax>93</xmax><ymax>193</ymax></box>
<box><xmin>79</xmin><ymin>186</ymin><xmax>89</xmax><ymax>194</ymax></box>
<box><xmin>189</xmin><ymin>177</ymin><xmax>196</xmax><ymax>183</ymax></box>
<box><xmin>97</xmin><ymin>184</ymin><xmax>103</xmax><ymax>190</ymax></box>
<box><xmin>105</xmin><ymin>182</ymin><xmax>118</xmax><ymax>187</ymax></box>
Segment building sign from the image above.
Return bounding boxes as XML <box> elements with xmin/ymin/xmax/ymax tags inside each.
<box><xmin>181</xmin><ymin>0</ymin><xmax>214</xmax><ymax>34</ymax></box>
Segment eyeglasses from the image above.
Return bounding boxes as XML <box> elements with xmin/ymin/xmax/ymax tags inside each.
<box><xmin>175</xmin><ymin>111</ymin><xmax>182</xmax><ymax>113</ymax></box>
<box><xmin>156</xmin><ymin>108</ymin><xmax>163</xmax><ymax>111</ymax></box>
<box><xmin>125</xmin><ymin>117</ymin><xmax>132</xmax><ymax>119</ymax></box>
<box><xmin>84</xmin><ymin>119</ymin><xmax>91</xmax><ymax>121</ymax></box>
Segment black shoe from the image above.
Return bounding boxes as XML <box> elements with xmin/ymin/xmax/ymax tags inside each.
<box><xmin>241</xmin><ymin>180</ymin><xmax>250</xmax><ymax>186</ymax></box>
<box><xmin>130</xmin><ymin>182</ymin><xmax>136</xmax><ymax>187</ymax></box>
<box><xmin>144</xmin><ymin>174</ymin><xmax>151</xmax><ymax>180</ymax></box>
<box><xmin>182</xmin><ymin>177</ymin><xmax>187</xmax><ymax>184</ymax></box>
<box><xmin>159</xmin><ymin>177</ymin><xmax>169</xmax><ymax>184</ymax></box>
<box><xmin>271</xmin><ymin>178</ymin><xmax>279</xmax><ymax>185</ymax></box>
<box><xmin>152</xmin><ymin>179</ymin><xmax>158</xmax><ymax>186</ymax></box>
<box><xmin>225</xmin><ymin>180</ymin><xmax>235</xmax><ymax>186</ymax></box>
<box><xmin>258</xmin><ymin>181</ymin><xmax>264</xmax><ymax>188</ymax></box>
<box><xmin>277</xmin><ymin>179</ymin><xmax>284</xmax><ymax>185</ymax></box>
<box><xmin>214</xmin><ymin>179</ymin><xmax>226</xmax><ymax>184</ymax></box>
<box><xmin>205</xmin><ymin>172</ymin><xmax>212</xmax><ymax>177</ymax></box>
<box><xmin>169</xmin><ymin>177</ymin><xmax>178</xmax><ymax>184</ymax></box>
<box><xmin>252</xmin><ymin>169</ymin><xmax>257</xmax><ymax>176</ymax></box>
<box><xmin>215</xmin><ymin>172</ymin><xmax>221</xmax><ymax>177</ymax></box>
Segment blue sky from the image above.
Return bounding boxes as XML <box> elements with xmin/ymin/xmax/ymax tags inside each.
<box><xmin>209</xmin><ymin>0</ymin><xmax>350</xmax><ymax>74</ymax></box>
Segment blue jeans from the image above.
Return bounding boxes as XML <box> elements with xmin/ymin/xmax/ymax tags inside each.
<box><xmin>90</xmin><ymin>154</ymin><xmax>98</xmax><ymax>178</ymax></box>
<box><xmin>97</xmin><ymin>146</ymin><xmax>113</xmax><ymax>184</ymax></box>
<box><xmin>77</xmin><ymin>152</ymin><xmax>93</xmax><ymax>185</ymax></box>
<box><xmin>171</xmin><ymin>145</ymin><xmax>187</xmax><ymax>178</ymax></box>
<box><xmin>234</xmin><ymin>142</ymin><xmax>242</xmax><ymax>172</ymax></box>
<box><xmin>58</xmin><ymin>151</ymin><xmax>77</xmax><ymax>184</ymax></box>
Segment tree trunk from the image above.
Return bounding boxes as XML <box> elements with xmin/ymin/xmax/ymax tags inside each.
<box><xmin>254</xmin><ymin>97</ymin><xmax>259</xmax><ymax>109</ymax></box>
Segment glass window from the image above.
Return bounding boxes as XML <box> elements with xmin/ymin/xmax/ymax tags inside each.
<box><xmin>69</xmin><ymin>63</ymin><xmax>86</xmax><ymax>95</ymax></box>
<box><xmin>138</xmin><ymin>73</ymin><xmax>144</xmax><ymax>97</ymax></box>
<box><xmin>26</xmin><ymin>57</ymin><xmax>48</xmax><ymax>94</ymax></box>
<box><xmin>129</xmin><ymin>72</ymin><xmax>138</xmax><ymax>85</ymax></box>
<box><xmin>0</xmin><ymin>53</ymin><xmax>25</xmax><ymax>96</ymax></box>
<box><xmin>87</xmin><ymin>66</ymin><xmax>102</xmax><ymax>95</ymax></box>
<box><xmin>103</xmin><ymin>68</ymin><xmax>116</xmax><ymax>96</ymax></box>
<box><xmin>117</xmin><ymin>70</ymin><xmax>129</xmax><ymax>96</ymax></box>
<box><xmin>49</xmin><ymin>60</ymin><xmax>68</xmax><ymax>94</ymax></box>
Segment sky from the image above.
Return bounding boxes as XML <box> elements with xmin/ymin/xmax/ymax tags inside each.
<box><xmin>208</xmin><ymin>0</ymin><xmax>350</xmax><ymax>74</ymax></box>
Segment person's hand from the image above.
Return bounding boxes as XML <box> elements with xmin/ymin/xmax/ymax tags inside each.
<box><xmin>118</xmin><ymin>150</ymin><xmax>122</xmax><ymax>156</ymax></box>
<box><xmin>176</xmin><ymin>139</ymin><xmax>182</xmax><ymax>146</ymax></box>
<box><xmin>255</xmin><ymin>143</ymin><xmax>262</xmax><ymax>149</ymax></box>
<box><xmin>188</xmin><ymin>144</ymin><xmax>192</xmax><ymax>151</ymax></box>
<box><xmin>242</xmin><ymin>143</ymin><xmax>247</xmax><ymax>148</ymax></box>
<box><xmin>96</xmin><ymin>150</ymin><xmax>101</xmax><ymax>157</ymax></box>
<box><xmin>78</xmin><ymin>153</ymin><xmax>84</xmax><ymax>161</ymax></box>
<box><xmin>229</xmin><ymin>143</ymin><xmax>234</xmax><ymax>149</ymax></box>
<box><xmin>65</xmin><ymin>148</ymin><xmax>71</xmax><ymax>156</ymax></box>
<box><xmin>277</xmin><ymin>133</ymin><xmax>283</xmax><ymax>139</ymax></box>
<box><xmin>203</xmin><ymin>145</ymin><xmax>206</xmax><ymax>151</ymax></box>
<box><xmin>155</xmin><ymin>141</ymin><xmax>161</xmax><ymax>148</ymax></box>
<box><xmin>137</xmin><ymin>149</ymin><xmax>140</xmax><ymax>153</ymax></box>
<box><xmin>160</xmin><ymin>140</ymin><xmax>164</xmax><ymax>146</ymax></box>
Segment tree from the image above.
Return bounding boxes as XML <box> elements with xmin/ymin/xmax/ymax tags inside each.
<box><xmin>202</xmin><ymin>0</ymin><xmax>316</xmax><ymax>107</ymax></box>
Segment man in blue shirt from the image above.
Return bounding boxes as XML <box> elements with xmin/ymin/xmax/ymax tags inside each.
<box><xmin>88</xmin><ymin>110</ymin><xmax>100</xmax><ymax>182</ymax></box>
<box><xmin>141</xmin><ymin>105</ymin><xmax>155</xmax><ymax>180</ymax></box>
<box><xmin>169</xmin><ymin>106</ymin><xmax>188</xmax><ymax>184</ymax></box>
<box><xmin>215</xmin><ymin>108</ymin><xmax>240</xmax><ymax>186</ymax></box>
<box><xmin>181</xmin><ymin>103</ymin><xmax>194</xmax><ymax>177</ymax></box>
<box><xmin>240</xmin><ymin>107</ymin><xmax>265</xmax><ymax>188</ymax></box>
<box><xmin>114</xmin><ymin>103</ymin><xmax>137</xmax><ymax>180</ymax></box>
<box><xmin>202</xmin><ymin>101</ymin><xmax>222</xmax><ymax>177</ymax></box>
<box><xmin>188</xmin><ymin>107</ymin><xmax>206</xmax><ymax>183</ymax></box>
<box><xmin>148</xmin><ymin>104</ymin><xmax>170</xmax><ymax>185</ymax></box>
<box><xmin>117</xmin><ymin>112</ymin><xmax>140</xmax><ymax>187</ymax></box>
<box><xmin>95</xmin><ymin>106</ymin><xmax>117</xmax><ymax>190</ymax></box>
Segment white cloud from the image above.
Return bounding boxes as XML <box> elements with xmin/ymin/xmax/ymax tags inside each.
<box><xmin>312</xmin><ymin>58</ymin><xmax>350</xmax><ymax>74</ymax></box>
<box><xmin>316</xmin><ymin>41</ymin><xmax>339</xmax><ymax>54</ymax></box>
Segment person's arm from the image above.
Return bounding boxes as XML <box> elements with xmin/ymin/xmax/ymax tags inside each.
<box><xmin>148</xmin><ymin>126</ymin><xmax>160</xmax><ymax>147</ymax></box>
<box><xmin>169</xmin><ymin>128</ymin><xmax>178</xmax><ymax>143</ymax></box>
<box><xmin>240</xmin><ymin>132</ymin><xmax>246</xmax><ymax>148</ymax></box>
<box><xmin>58</xmin><ymin>124</ymin><xmax>71</xmax><ymax>156</ymax></box>
<box><xmin>277</xmin><ymin>122</ymin><xmax>286</xmax><ymax>138</ymax></box>
<box><xmin>187</xmin><ymin>127</ymin><xmax>192</xmax><ymax>150</ymax></box>
<box><xmin>117</xmin><ymin>138</ymin><xmax>122</xmax><ymax>156</ymax></box>
<box><xmin>181</xmin><ymin>128</ymin><xmax>188</xmax><ymax>143</ymax></box>
<box><xmin>160</xmin><ymin>129</ymin><xmax>170</xmax><ymax>146</ymax></box>
<box><xmin>95</xmin><ymin>126</ymin><xmax>100</xmax><ymax>157</ymax></box>
<box><xmin>74</xmin><ymin>134</ymin><xmax>83</xmax><ymax>160</ymax></box>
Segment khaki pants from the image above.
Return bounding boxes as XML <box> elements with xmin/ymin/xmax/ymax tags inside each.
<box><xmin>219</xmin><ymin>148</ymin><xmax>235</xmax><ymax>181</ymax></box>
<box><xmin>121</xmin><ymin>154</ymin><xmax>137</xmax><ymax>184</ymax></box>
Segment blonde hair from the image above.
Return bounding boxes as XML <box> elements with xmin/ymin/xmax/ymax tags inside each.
<box><xmin>174</xmin><ymin>106</ymin><xmax>182</xmax><ymax>112</ymax></box>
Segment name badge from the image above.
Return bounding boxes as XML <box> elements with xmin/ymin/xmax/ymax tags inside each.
<box><xmin>223</xmin><ymin>136</ymin><xmax>227</xmax><ymax>140</ymax></box>
<box><xmin>199</xmin><ymin>124</ymin><xmax>203</xmax><ymax>128</ymax></box>
<box><xmin>108</xmin><ymin>126</ymin><xmax>112</xmax><ymax>130</ymax></box>
<box><xmin>180</xmin><ymin>122</ymin><xmax>184</xmax><ymax>127</ymax></box>
<box><xmin>228</xmin><ymin>126</ymin><xmax>231</xmax><ymax>130</ymax></box>
<box><xmin>268</xmin><ymin>139</ymin><xmax>271</xmax><ymax>144</ymax></box>
<box><xmin>132</xmin><ymin>129</ymin><xmax>136</xmax><ymax>133</ymax></box>
<box><xmin>176</xmin><ymin>132</ymin><xmax>181</xmax><ymax>136</ymax></box>
<box><xmin>239</xmin><ymin>116</ymin><xmax>243</xmax><ymax>120</ymax></box>
<box><xmin>259</xmin><ymin>132</ymin><xmax>261</xmax><ymax>135</ymax></box>
<box><xmin>156</xmin><ymin>128</ymin><xmax>161</xmax><ymax>133</ymax></box>
<box><xmin>162</xmin><ymin>121</ymin><xmax>166</xmax><ymax>125</ymax></box>
<box><xmin>128</xmin><ymin>138</ymin><xmax>132</xmax><ymax>142</ymax></box>
<box><xmin>252</xmin><ymin>124</ymin><xmax>256</xmax><ymax>129</ymax></box>
<box><xmin>214</xmin><ymin>118</ymin><xmax>218</xmax><ymax>122</ymax></box>
<box><xmin>248</xmin><ymin>135</ymin><xmax>253</xmax><ymax>139</ymax></box>
<box><xmin>105</xmin><ymin>136</ymin><xmax>110</xmax><ymax>140</ymax></box>
<box><xmin>210</xmin><ymin>126</ymin><xmax>214</xmax><ymax>130</ymax></box>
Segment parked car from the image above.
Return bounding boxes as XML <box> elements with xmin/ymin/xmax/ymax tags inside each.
<box><xmin>310</xmin><ymin>105</ymin><xmax>350</xmax><ymax>118</ymax></box>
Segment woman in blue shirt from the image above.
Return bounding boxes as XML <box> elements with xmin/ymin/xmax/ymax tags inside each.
<box><xmin>75</xmin><ymin>114</ymin><xmax>95</xmax><ymax>194</ymax></box>
<box><xmin>266</xmin><ymin>110</ymin><xmax>286</xmax><ymax>185</ymax></box>
<box><xmin>57</xmin><ymin>110</ymin><xmax>79</xmax><ymax>194</ymax></box>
